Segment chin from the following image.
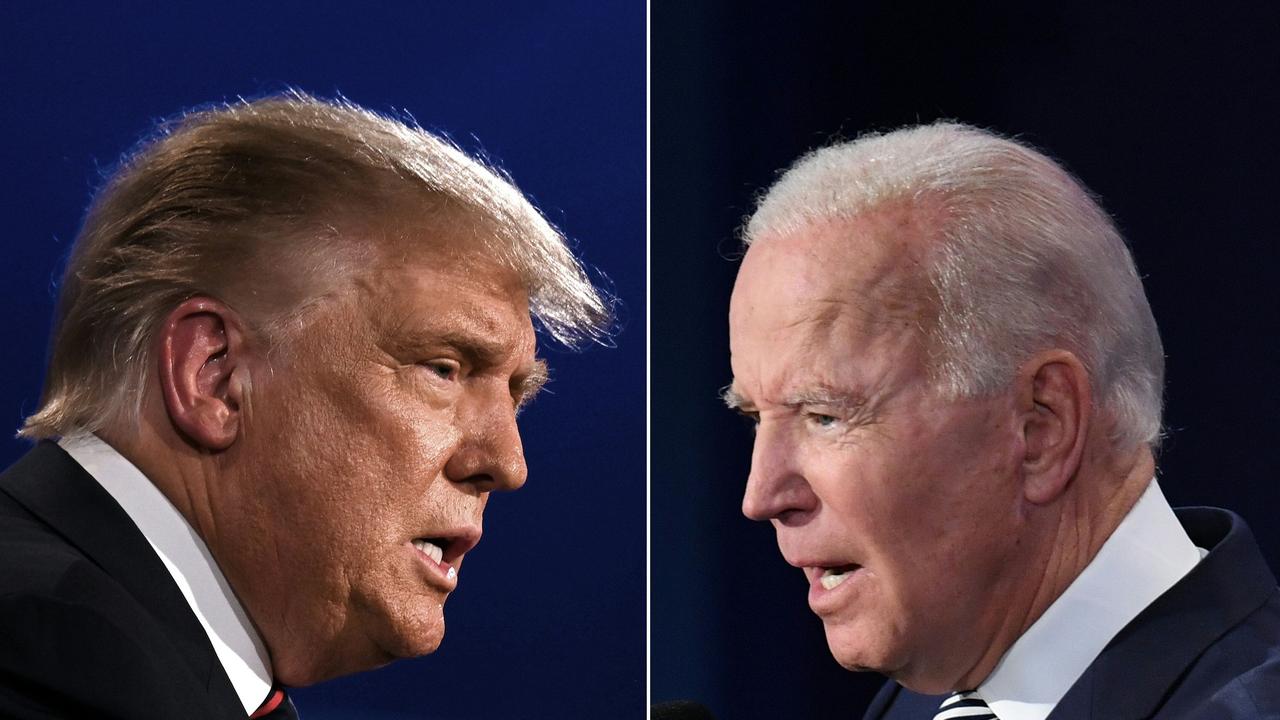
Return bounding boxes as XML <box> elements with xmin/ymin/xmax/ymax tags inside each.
<box><xmin>373</xmin><ymin>600</ymin><xmax>449</xmax><ymax>660</ymax></box>
<box><xmin>826</xmin><ymin>628</ymin><xmax>956</xmax><ymax>695</ymax></box>
<box><xmin>384</xmin><ymin>625</ymin><xmax>446</xmax><ymax>659</ymax></box>
<box><xmin>823</xmin><ymin>619</ymin><xmax>899</xmax><ymax>676</ymax></box>
<box><xmin>828</xmin><ymin>644</ymin><xmax>883</xmax><ymax>674</ymax></box>
<box><xmin>265</xmin><ymin>590</ymin><xmax>449</xmax><ymax>686</ymax></box>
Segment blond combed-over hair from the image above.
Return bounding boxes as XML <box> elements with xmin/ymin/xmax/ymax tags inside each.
<box><xmin>21</xmin><ymin>91</ymin><xmax>611</xmax><ymax>439</ymax></box>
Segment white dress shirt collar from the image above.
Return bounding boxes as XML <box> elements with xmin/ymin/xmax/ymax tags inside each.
<box><xmin>59</xmin><ymin>433</ymin><xmax>273</xmax><ymax>716</ymax></box>
<box><xmin>976</xmin><ymin>479</ymin><xmax>1202</xmax><ymax>720</ymax></box>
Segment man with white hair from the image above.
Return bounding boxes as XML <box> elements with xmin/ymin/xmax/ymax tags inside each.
<box><xmin>725</xmin><ymin>123</ymin><xmax>1280</xmax><ymax>718</ymax></box>
<box><xmin>0</xmin><ymin>93</ymin><xmax>610</xmax><ymax>718</ymax></box>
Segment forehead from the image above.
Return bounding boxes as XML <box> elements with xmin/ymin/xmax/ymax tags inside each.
<box><xmin>346</xmin><ymin>216</ymin><xmax>537</xmax><ymax>359</ymax></box>
<box><xmin>729</xmin><ymin>209</ymin><xmax>936</xmax><ymax>397</ymax></box>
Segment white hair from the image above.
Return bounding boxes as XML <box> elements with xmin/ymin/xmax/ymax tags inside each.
<box><xmin>744</xmin><ymin>122</ymin><xmax>1164</xmax><ymax>449</ymax></box>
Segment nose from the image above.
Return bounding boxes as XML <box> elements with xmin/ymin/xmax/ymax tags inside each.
<box><xmin>444</xmin><ymin>384</ymin><xmax>528</xmax><ymax>493</ymax></box>
<box><xmin>741</xmin><ymin>421</ymin><xmax>817</xmax><ymax>523</ymax></box>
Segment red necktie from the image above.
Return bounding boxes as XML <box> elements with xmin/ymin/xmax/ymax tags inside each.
<box><xmin>250</xmin><ymin>686</ymin><xmax>298</xmax><ymax>719</ymax></box>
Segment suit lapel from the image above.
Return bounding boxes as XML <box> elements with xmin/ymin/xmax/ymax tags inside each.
<box><xmin>862</xmin><ymin>682</ymin><xmax>947</xmax><ymax>720</ymax></box>
<box><xmin>867</xmin><ymin>509</ymin><xmax>1276</xmax><ymax>720</ymax></box>
<box><xmin>1049</xmin><ymin>508</ymin><xmax>1277</xmax><ymax>720</ymax></box>
<box><xmin>0</xmin><ymin>441</ymin><xmax>244</xmax><ymax>711</ymax></box>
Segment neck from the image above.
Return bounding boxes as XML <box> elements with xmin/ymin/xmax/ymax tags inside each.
<box><xmin>98</xmin><ymin>405</ymin><xmax>377</xmax><ymax>686</ymax></box>
<box><xmin>952</xmin><ymin>443</ymin><xmax>1156</xmax><ymax>691</ymax></box>
<box><xmin>97</xmin><ymin>408</ymin><xmax>231</xmax><ymax>572</ymax></box>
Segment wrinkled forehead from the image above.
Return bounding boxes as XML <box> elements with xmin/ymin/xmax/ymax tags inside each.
<box><xmin>730</xmin><ymin>210</ymin><xmax>937</xmax><ymax>343</ymax></box>
<box><xmin>219</xmin><ymin>191</ymin><xmax>509</xmax><ymax>315</ymax></box>
<box><xmin>267</xmin><ymin>205</ymin><xmax>536</xmax><ymax>356</ymax></box>
<box><xmin>728</xmin><ymin>212</ymin><xmax>939</xmax><ymax>405</ymax></box>
<box><xmin>363</xmin><ymin>229</ymin><xmax>533</xmax><ymax>337</ymax></box>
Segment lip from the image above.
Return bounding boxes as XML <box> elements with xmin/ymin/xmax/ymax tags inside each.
<box><xmin>790</xmin><ymin>560</ymin><xmax>868</xmax><ymax>615</ymax></box>
<box><xmin>408</xmin><ymin>526</ymin><xmax>482</xmax><ymax>593</ymax></box>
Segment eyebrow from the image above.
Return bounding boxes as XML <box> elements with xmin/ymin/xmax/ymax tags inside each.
<box><xmin>397</xmin><ymin>325</ymin><xmax>546</xmax><ymax>408</ymax></box>
<box><xmin>515</xmin><ymin>360</ymin><xmax>550</xmax><ymax>410</ymax></box>
<box><xmin>428</xmin><ymin>328</ymin><xmax>521</xmax><ymax>368</ymax></box>
<box><xmin>720</xmin><ymin>382</ymin><xmax>868</xmax><ymax>412</ymax></box>
<box><xmin>779</xmin><ymin>387</ymin><xmax>869</xmax><ymax>411</ymax></box>
<box><xmin>721</xmin><ymin>384</ymin><xmax>749</xmax><ymax>410</ymax></box>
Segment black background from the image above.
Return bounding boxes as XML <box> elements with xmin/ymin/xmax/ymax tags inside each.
<box><xmin>652</xmin><ymin>4</ymin><xmax>1280</xmax><ymax>718</ymax></box>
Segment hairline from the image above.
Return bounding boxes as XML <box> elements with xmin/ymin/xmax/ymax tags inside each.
<box><xmin>738</xmin><ymin>123</ymin><xmax>1164</xmax><ymax>449</ymax></box>
<box><xmin>19</xmin><ymin>92</ymin><xmax>612</xmax><ymax>440</ymax></box>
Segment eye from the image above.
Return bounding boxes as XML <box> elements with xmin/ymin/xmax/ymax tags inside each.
<box><xmin>807</xmin><ymin>412</ymin><xmax>840</xmax><ymax>429</ymax></box>
<box><xmin>421</xmin><ymin>360</ymin><xmax>460</xmax><ymax>381</ymax></box>
<box><xmin>735</xmin><ymin>409</ymin><xmax>760</xmax><ymax>432</ymax></box>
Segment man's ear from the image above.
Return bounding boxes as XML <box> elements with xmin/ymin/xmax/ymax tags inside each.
<box><xmin>156</xmin><ymin>297</ymin><xmax>251</xmax><ymax>451</ymax></box>
<box><xmin>1016</xmin><ymin>350</ymin><xmax>1091</xmax><ymax>505</ymax></box>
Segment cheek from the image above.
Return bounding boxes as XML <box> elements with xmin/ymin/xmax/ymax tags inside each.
<box><xmin>248</xmin><ymin>374</ymin><xmax>451</xmax><ymax>540</ymax></box>
<box><xmin>845</xmin><ymin>418</ymin><xmax>1020</xmax><ymax>586</ymax></box>
<box><xmin>321</xmin><ymin>372</ymin><xmax>458</xmax><ymax>475</ymax></box>
<box><xmin>355</xmin><ymin>396</ymin><xmax>461</xmax><ymax>514</ymax></box>
<box><xmin>891</xmin><ymin>422</ymin><xmax>1023</xmax><ymax>601</ymax></box>
<box><xmin>394</xmin><ymin>398</ymin><xmax>460</xmax><ymax>469</ymax></box>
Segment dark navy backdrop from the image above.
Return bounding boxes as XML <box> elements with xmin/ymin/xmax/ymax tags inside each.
<box><xmin>0</xmin><ymin>3</ymin><xmax>644</xmax><ymax>719</ymax></box>
<box><xmin>653</xmin><ymin>4</ymin><xmax>1280</xmax><ymax>718</ymax></box>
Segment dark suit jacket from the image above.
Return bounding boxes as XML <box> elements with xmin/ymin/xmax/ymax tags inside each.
<box><xmin>864</xmin><ymin>507</ymin><xmax>1280</xmax><ymax>719</ymax></box>
<box><xmin>0</xmin><ymin>441</ymin><xmax>247</xmax><ymax>718</ymax></box>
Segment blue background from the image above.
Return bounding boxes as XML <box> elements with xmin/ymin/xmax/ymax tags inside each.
<box><xmin>652</xmin><ymin>3</ymin><xmax>1280</xmax><ymax>718</ymax></box>
<box><xmin>0</xmin><ymin>3</ymin><xmax>644</xmax><ymax>718</ymax></box>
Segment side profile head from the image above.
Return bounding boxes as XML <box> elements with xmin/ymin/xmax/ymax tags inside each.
<box><xmin>726</xmin><ymin>122</ymin><xmax>1163</xmax><ymax>691</ymax></box>
<box><xmin>23</xmin><ymin>92</ymin><xmax>611</xmax><ymax>684</ymax></box>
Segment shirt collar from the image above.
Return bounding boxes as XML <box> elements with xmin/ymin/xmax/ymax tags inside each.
<box><xmin>976</xmin><ymin>479</ymin><xmax>1202</xmax><ymax>720</ymax></box>
<box><xmin>59</xmin><ymin>433</ymin><xmax>274</xmax><ymax>715</ymax></box>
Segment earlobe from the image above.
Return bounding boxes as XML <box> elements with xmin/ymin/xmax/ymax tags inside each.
<box><xmin>1019</xmin><ymin>351</ymin><xmax>1090</xmax><ymax>505</ymax></box>
<box><xmin>157</xmin><ymin>297</ymin><xmax>250</xmax><ymax>450</ymax></box>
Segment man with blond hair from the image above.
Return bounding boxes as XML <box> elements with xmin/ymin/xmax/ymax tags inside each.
<box><xmin>0</xmin><ymin>93</ymin><xmax>609</xmax><ymax>718</ymax></box>
<box><xmin>726</xmin><ymin>123</ymin><xmax>1280</xmax><ymax>718</ymax></box>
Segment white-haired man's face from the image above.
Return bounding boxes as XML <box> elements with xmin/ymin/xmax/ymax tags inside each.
<box><xmin>727</xmin><ymin>211</ymin><xmax>1030</xmax><ymax>691</ymax></box>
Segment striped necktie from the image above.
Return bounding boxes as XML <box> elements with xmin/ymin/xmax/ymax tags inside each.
<box><xmin>933</xmin><ymin>691</ymin><xmax>996</xmax><ymax>720</ymax></box>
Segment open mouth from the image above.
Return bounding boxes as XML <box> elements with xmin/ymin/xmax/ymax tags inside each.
<box><xmin>819</xmin><ymin>564</ymin><xmax>862</xmax><ymax>590</ymax></box>
<box><xmin>413</xmin><ymin>537</ymin><xmax>449</xmax><ymax>563</ymax></box>
<box><xmin>410</xmin><ymin>528</ymin><xmax>481</xmax><ymax>586</ymax></box>
<box><xmin>412</xmin><ymin>537</ymin><xmax>457</xmax><ymax>580</ymax></box>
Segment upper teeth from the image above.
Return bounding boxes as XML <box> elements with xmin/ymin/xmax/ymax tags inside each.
<box><xmin>820</xmin><ymin>568</ymin><xmax>851</xmax><ymax>590</ymax></box>
<box><xmin>414</xmin><ymin>539</ymin><xmax>444</xmax><ymax>564</ymax></box>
